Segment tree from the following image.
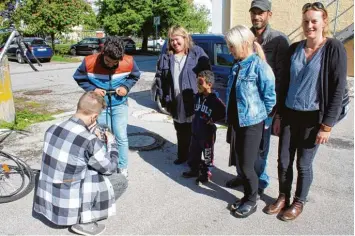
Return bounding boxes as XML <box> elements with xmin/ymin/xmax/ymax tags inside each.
<box><xmin>97</xmin><ymin>0</ymin><xmax>210</xmax><ymax>51</ymax></box>
<box><xmin>0</xmin><ymin>0</ymin><xmax>15</xmax><ymax>45</ymax></box>
<box><xmin>183</xmin><ymin>5</ymin><xmax>211</xmax><ymax>34</ymax></box>
<box><xmin>12</xmin><ymin>0</ymin><xmax>97</xmax><ymax>51</ymax></box>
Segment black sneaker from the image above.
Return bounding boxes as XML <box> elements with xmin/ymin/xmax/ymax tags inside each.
<box><xmin>234</xmin><ymin>203</ymin><xmax>257</xmax><ymax>218</ymax></box>
<box><xmin>195</xmin><ymin>175</ymin><xmax>209</xmax><ymax>184</ymax></box>
<box><xmin>182</xmin><ymin>170</ymin><xmax>199</xmax><ymax>178</ymax></box>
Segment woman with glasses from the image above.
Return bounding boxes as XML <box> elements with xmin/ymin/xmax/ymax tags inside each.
<box><xmin>225</xmin><ymin>25</ymin><xmax>276</xmax><ymax>218</ymax></box>
<box><xmin>264</xmin><ymin>2</ymin><xmax>347</xmax><ymax>221</ymax></box>
<box><xmin>154</xmin><ymin>25</ymin><xmax>211</xmax><ymax>165</ymax></box>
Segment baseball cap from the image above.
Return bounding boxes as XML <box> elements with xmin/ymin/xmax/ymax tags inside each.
<box><xmin>249</xmin><ymin>0</ymin><xmax>271</xmax><ymax>11</ymax></box>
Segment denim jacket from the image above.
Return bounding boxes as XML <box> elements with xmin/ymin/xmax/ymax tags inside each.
<box><xmin>226</xmin><ymin>53</ymin><xmax>276</xmax><ymax>127</ymax></box>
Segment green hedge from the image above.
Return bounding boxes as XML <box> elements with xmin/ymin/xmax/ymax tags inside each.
<box><xmin>54</xmin><ymin>44</ymin><xmax>71</xmax><ymax>55</ymax></box>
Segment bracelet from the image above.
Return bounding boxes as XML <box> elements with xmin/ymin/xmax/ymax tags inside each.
<box><xmin>320</xmin><ymin>124</ymin><xmax>332</xmax><ymax>132</ymax></box>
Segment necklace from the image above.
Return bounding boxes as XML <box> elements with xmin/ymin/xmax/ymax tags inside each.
<box><xmin>175</xmin><ymin>54</ymin><xmax>186</xmax><ymax>71</ymax></box>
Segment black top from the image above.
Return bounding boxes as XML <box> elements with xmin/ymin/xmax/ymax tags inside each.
<box><xmin>227</xmin><ymin>70</ymin><xmax>239</xmax><ymax>127</ymax></box>
<box><xmin>192</xmin><ymin>92</ymin><xmax>226</xmax><ymax>138</ymax></box>
<box><xmin>277</xmin><ymin>38</ymin><xmax>347</xmax><ymax>127</ymax></box>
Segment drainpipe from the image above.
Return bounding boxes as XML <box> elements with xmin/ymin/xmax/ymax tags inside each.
<box><xmin>333</xmin><ymin>0</ymin><xmax>340</xmax><ymax>37</ymax></box>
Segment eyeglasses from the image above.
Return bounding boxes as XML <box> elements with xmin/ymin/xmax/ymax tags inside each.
<box><xmin>302</xmin><ymin>2</ymin><xmax>325</xmax><ymax>11</ymax></box>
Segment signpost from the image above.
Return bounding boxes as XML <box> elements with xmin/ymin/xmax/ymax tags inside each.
<box><xmin>153</xmin><ymin>16</ymin><xmax>160</xmax><ymax>51</ymax></box>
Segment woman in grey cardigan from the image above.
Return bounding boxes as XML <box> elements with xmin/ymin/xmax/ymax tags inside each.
<box><xmin>154</xmin><ymin>25</ymin><xmax>211</xmax><ymax>165</ymax></box>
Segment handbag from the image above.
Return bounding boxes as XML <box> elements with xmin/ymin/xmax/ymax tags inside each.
<box><xmin>337</xmin><ymin>86</ymin><xmax>350</xmax><ymax>123</ymax></box>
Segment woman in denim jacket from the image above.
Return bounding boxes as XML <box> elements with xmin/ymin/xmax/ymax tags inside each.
<box><xmin>225</xmin><ymin>25</ymin><xmax>276</xmax><ymax>218</ymax></box>
<box><xmin>154</xmin><ymin>25</ymin><xmax>211</xmax><ymax>165</ymax></box>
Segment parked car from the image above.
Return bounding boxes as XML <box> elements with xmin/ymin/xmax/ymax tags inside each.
<box><xmin>0</xmin><ymin>37</ymin><xmax>53</xmax><ymax>63</ymax></box>
<box><xmin>69</xmin><ymin>37</ymin><xmax>105</xmax><ymax>56</ymax></box>
<box><xmin>121</xmin><ymin>37</ymin><xmax>136</xmax><ymax>54</ymax></box>
<box><xmin>147</xmin><ymin>37</ymin><xmax>165</xmax><ymax>50</ymax></box>
<box><xmin>70</xmin><ymin>37</ymin><xmax>136</xmax><ymax>56</ymax></box>
<box><xmin>151</xmin><ymin>34</ymin><xmax>234</xmax><ymax>114</ymax></box>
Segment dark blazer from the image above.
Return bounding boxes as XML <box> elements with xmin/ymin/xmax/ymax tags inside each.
<box><xmin>154</xmin><ymin>45</ymin><xmax>211</xmax><ymax>118</ymax></box>
<box><xmin>277</xmin><ymin>38</ymin><xmax>347</xmax><ymax>127</ymax></box>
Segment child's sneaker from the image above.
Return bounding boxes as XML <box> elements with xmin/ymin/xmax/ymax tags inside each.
<box><xmin>182</xmin><ymin>170</ymin><xmax>199</xmax><ymax>178</ymax></box>
<box><xmin>195</xmin><ymin>171</ymin><xmax>211</xmax><ymax>185</ymax></box>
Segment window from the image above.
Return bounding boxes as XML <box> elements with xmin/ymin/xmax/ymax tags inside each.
<box><xmin>195</xmin><ymin>42</ymin><xmax>209</xmax><ymax>56</ymax></box>
<box><xmin>29</xmin><ymin>39</ymin><xmax>46</xmax><ymax>45</ymax></box>
<box><xmin>214</xmin><ymin>43</ymin><xmax>234</xmax><ymax>67</ymax></box>
<box><xmin>81</xmin><ymin>38</ymin><xmax>99</xmax><ymax>44</ymax></box>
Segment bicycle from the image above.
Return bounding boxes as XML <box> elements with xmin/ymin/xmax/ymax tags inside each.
<box><xmin>0</xmin><ymin>0</ymin><xmax>42</xmax><ymax>71</ymax></box>
<box><xmin>0</xmin><ymin>130</ymin><xmax>36</xmax><ymax>204</ymax></box>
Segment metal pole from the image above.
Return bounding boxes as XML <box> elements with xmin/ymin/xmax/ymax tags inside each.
<box><xmin>0</xmin><ymin>30</ymin><xmax>17</xmax><ymax>62</ymax></box>
<box><xmin>155</xmin><ymin>24</ymin><xmax>158</xmax><ymax>52</ymax></box>
<box><xmin>333</xmin><ymin>0</ymin><xmax>340</xmax><ymax>37</ymax></box>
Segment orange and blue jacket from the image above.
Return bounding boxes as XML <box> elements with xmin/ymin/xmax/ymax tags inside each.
<box><xmin>73</xmin><ymin>53</ymin><xmax>141</xmax><ymax>106</ymax></box>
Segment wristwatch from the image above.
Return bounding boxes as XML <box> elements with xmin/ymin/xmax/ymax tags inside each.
<box><xmin>320</xmin><ymin>124</ymin><xmax>332</xmax><ymax>132</ymax></box>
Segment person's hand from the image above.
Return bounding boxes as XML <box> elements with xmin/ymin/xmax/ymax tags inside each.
<box><xmin>315</xmin><ymin>130</ymin><xmax>331</xmax><ymax>144</ymax></box>
<box><xmin>105</xmin><ymin>131</ymin><xmax>115</xmax><ymax>143</ymax></box>
<box><xmin>207</xmin><ymin>118</ymin><xmax>214</xmax><ymax>125</ymax></box>
<box><xmin>116</xmin><ymin>87</ymin><xmax>127</xmax><ymax>96</ymax></box>
<box><xmin>94</xmin><ymin>88</ymin><xmax>106</xmax><ymax>97</ymax></box>
<box><xmin>273</xmin><ymin>118</ymin><xmax>281</xmax><ymax>136</ymax></box>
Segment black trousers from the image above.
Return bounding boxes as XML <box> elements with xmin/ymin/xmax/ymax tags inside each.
<box><xmin>230</xmin><ymin>121</ymin><xmax>263</xmax><ymax>205</ymax></box>
<box><xmin>188</xmin><ymin>133</ymin><xmax>216</xmax><ymax>176</ymax></box>
<box><xmin>278</xmin><ymin>108</ymin><xmax>320</xmax><ymax>202</ymax></box>
<box><xmin>173</xmin><ymin>121</ymin><xmax>192</xmax><ymax>161</ymax></box>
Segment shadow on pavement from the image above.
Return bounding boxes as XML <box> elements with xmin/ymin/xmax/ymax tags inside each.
<box><xmin>129</xmin><ymin>90</ymin><xmax>158</xmax><ymax>111</ymax></box>
<box><xmin>128</xmin><ymin>124</ymin><xmax>238</xmax><ymax>205</ymax></box>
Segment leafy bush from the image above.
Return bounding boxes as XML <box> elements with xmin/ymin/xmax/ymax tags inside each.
<box><xmin>54</xmin><ymin>44</ymin><xmax>71</xmax><ymax>55</ymax></box>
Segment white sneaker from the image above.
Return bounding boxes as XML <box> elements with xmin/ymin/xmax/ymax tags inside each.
<box><xmin>118</xmin><ymin>168</ymin><xmax>128</xmax><ymax>178</ymax></box>
<box><xmin>71</xmin><ymin>222</ymin><xmax>106</xmax><ymax>235</ymax></box>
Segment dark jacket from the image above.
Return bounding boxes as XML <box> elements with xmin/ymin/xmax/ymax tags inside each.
<box><xmin>192</xmin><ymin>92</ymin><xmax>226</xmax><ymax>139</ymax></box>
<box><xmin>277</xmin><ymin>38</ymin><xmax>347</xmax><ymax>127</ymax></box>
<box><xmin>154</xmin><ymin>45</ymin><xmax>211</xmax><ymax>118</ymax></box>
<box><xmin>251</xmin><ymin>24</ymin><xmax>289</xmax><ymax>94</ymax></box>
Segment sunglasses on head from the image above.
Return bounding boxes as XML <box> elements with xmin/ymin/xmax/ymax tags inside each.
<box><xmin>302</xmin><ymin>2</ymin><xmax>325</xmax><ymax>11</ymax></box>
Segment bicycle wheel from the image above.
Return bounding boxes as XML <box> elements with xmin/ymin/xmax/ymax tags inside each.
<box><xmin>0</xmin><ymin>151</ymin><xmax>35</xmax><ymax>203</ymax></box>
<box><xmin>0</xmin><ymin>152</ymin><xmax>25</xmax><ymax>197</ymax></box>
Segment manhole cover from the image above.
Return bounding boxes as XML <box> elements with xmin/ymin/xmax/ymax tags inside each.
<box><xmin>24</xmin><ymin>89</ymin><xmax>52</xmax><ymax>95</ymax></box>
<box><xmin>128</xmin><ymin>132</ymin><xmax>165</xmax><ymax>151</ymax></box>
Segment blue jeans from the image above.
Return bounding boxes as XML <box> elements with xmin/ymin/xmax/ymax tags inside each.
<box><xmin>236</xmin><ymin>118</ymin><xmax>271</xmax><ymax>190</ymax></box>
<box><xmin>98</xmin><ymin>102</ymin><xmax>128</xmax><ymax>169</ymax></box>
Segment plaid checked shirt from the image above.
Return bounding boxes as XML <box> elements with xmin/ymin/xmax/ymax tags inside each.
<box><xmin>34</xmin><ymin>117</ymin><xmax>118</xmax><ymax>226</ymax></box>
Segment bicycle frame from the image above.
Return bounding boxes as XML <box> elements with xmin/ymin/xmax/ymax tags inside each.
<box><xmin>0</xmin><ymin>0</ymin><xmax>41</xmax><ymax>71</ymax></box>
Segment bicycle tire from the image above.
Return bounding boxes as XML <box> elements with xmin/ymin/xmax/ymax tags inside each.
<box><xmin>0</xmin><ymin>151</ymin><xmax>35</xmax><ymax>203</ymax></box>
<box><xmin>0</xmin><ymin>153</ymin><xmax>25</xmax><ymax>197</ymax></box>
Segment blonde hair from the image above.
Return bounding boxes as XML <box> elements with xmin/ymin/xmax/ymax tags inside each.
<box><xmin>302</xmin><ymin>5</ymin><xmax>329</xmax><ymax>37</ymax></box>
<box><xmin>224</xmin><ymin>25</ymin><xmax>266</xmax><ymax>61</ymax></box>
<box><xmin>167</xmin><ymin>25</ymin><xmax>194</xmax><ymax>55</ymax></box>
<box><xmin>77</xmin><ymin>91</ymin><xmax>106</xmax><ymax>115</ymax></box>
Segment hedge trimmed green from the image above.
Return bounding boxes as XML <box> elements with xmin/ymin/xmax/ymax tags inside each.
<box><xmin>54</xmin><ymin>44</ymin><xmax>71</xmax><ymax>55</ymax></box>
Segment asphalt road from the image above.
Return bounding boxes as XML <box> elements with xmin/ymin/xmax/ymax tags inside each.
<box><xmin>0</xmin><ymin>57</ymin><xmax>353</xmax><ymax>235</ymax></box>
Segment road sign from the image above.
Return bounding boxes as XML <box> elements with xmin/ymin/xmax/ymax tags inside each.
<box><xmin>153</xmin><ymin>16</ymin><xmax>160</xmax><ymax>26</ymax></box>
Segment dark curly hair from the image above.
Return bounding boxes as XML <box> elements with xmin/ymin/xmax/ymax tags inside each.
<box><xmin>103</xmin><ymin>36</ymin><xmax>125</xmax><ymax>60</ymax></box>
<box><xmin>198</xmin><ymin>70</ymin><xmax>215</xmax><ymax>85</ymax></box>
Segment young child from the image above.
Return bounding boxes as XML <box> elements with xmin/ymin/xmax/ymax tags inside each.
<box><xmin>182</xmin><ymin>70</ymin><xmax>226</xmax><ymax>184</ymax></box>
